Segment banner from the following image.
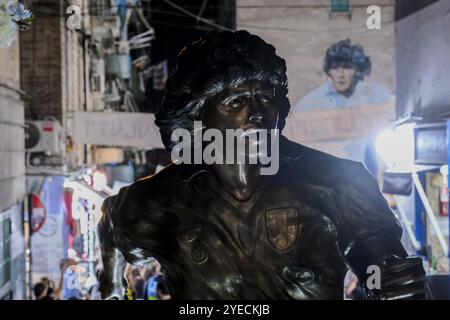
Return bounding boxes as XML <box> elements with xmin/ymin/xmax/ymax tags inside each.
<box><xmin>74</xmin><ymin>112</ymin><xmax>164</xmax><ymax>149</ymax></box>
<box><xmin>284</xmin><ymin>102</ymin><xmax>395</xmax><ymax>143</ymax></box>
<box><xmin>30</xmin><ymin>176</ymin><xmax>67</xmax><ymax>283</ymax></box>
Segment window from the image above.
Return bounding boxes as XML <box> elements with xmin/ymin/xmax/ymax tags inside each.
<box><xmin>89</xmin><ymin>0</ymin><xmax>114</xmax><ymax>16</ymax></box>
<box><xmin>330</xmin><ymin>0</ymin><xmax>351</xmax><ymax>13</ymax></box>
<box><xmin>0</xmin><ymin>217</ymin><xmax>11</xmax><ymax>288</ymax></box>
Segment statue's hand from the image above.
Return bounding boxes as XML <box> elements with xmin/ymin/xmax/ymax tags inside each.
<box><xmin>365</xmin><ymin>255</ymin><xmax>429</xmax><ymax>300</ymax></box>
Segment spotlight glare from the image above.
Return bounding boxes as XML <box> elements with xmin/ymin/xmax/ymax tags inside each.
<box><xmin>375</xmin><ymin>124</ymin><xmax>415</xmax><ymax>172</ymax></box>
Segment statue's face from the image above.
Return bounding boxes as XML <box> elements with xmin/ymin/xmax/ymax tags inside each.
<box><xmin>202</xmin><ymin>80</ymin><xmax>279</xmax><ymax>133</ymax></box>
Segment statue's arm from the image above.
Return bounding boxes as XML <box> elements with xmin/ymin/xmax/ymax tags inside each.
<box><xmin>97</xmin><ymin>199</ymin><xmax>128</xmax><ymax>300</ymax></box>
<box><xmin>345</xmin><ymin>232</ymin><xmax>429</xmax><ymax>300</ymax></box>
<box><xmin>335</xmin><ymin>163</ymin><xmax>429</xmax><ymax>299</ymax></box>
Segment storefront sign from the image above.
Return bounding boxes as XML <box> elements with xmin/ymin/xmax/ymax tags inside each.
<box><xmin>414</xmin><ymin>123</ymin><xmax>447</xmax><ymax>165</ymax></box>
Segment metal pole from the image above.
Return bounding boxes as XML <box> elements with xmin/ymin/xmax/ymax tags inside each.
<box><xmin>412</xmin><ymin>172</ymin><xmax>449</xmax><ymax>257</ymax></box>
<box><xmin>447</xmin><ymin>120</ymin><xmax>450</xmax><ymax>261</ymax></box>
<box><xmin>394</xmin><ymin>195</ymin><xmax>421</xmax><ymax>251</ymax></box>
<box><xmin>414</xmin><ymin>172</ymin><xmax>426</xmax><ymax>248</ymax></box>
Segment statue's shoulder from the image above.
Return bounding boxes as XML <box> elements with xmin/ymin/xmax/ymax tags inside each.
<box><xmin>133</xmin><ymin>162</ymin><xmax>182</xmax><ymax>192</ymax></box>
<box><xmin>280</xmin><ymin>136</ymin><xmax>370</xmax><ymax>187</ymax></box>
<box><xmin>102</xmin><ymin>163</ymin><xmax>183</xmax><ymax>220</ymax></box>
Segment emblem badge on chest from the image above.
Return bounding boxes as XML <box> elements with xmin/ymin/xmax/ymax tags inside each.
<box><xmin>265</xmin><ymin>208</ymin><xmax>298</xmax><ymax>252</ymax></box>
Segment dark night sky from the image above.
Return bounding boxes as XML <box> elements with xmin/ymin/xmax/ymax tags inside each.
<box><xmin>395</xmin><ymin>0</ymin><xmax>439</xmax><ymax>20</ymax></box>
<box><xmin>133</xmin><ymin>0</ymin><xmax>235</xmax><ymax>113</ymax></box>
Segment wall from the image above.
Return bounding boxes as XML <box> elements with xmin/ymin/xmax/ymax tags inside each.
<box><xmin>395</xmin><ymin>0</ymin><xmax>439</xmax><ymax>21</ymax></box>
<box><xmin>20</xmin><ymin>0</ymin><xmax>88</xmax><ymax>168</ymax></box>
<box><xmin>237</xmin><ymin>0</ymin><xmax>396</xmax><ymax>164</ymax></box>
<box><xmin>0</xmin><ymin>39</ymin><xmax>26</xmax><ymax>299</ymax></box>
<box><xmin>0</xmin><ymin>42</ymin><xmax>25</xmax><ymax>212</ymax></box>
<box><xmin>237</xmin><ymin>0</ymin><xmax>395</xmax><ymax>105</ymax></box>
<box><xmin>396</xmin><ymin>0</ymin><xmax>450</xmax><ymax>119</ymax></box>
<box><xmin>20</xmin><ymin>2</ymin><xmax>64</xmax><ymax>122</ymax></box>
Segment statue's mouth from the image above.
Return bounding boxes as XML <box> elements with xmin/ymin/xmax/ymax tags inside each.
<box><xmin>237</xmin><ymin>128</ymin><xmax>273</xmax><ymax>160</ymax></box>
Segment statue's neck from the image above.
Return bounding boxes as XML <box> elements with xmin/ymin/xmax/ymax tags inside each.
<box><xmin>211</xmin><ymin>163</ymin><xmax>262</xmax><ymax>201</ymax></box>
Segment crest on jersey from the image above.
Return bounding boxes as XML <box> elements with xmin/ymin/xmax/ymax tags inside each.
<box><xmin>265</xmin><ymin>208</ymin><xmax>298</xmax><ymax>252</ymax></box>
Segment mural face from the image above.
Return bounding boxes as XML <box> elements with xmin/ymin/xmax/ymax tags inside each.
<box><xmin>294</xmin><ymin>39</ymin><xmax>391</xmax><ymax>111</ymax></box>
<box><xmin>328</xmin><ymin>65</ymin><xmax>356</xmax><ymax>96</ymax></box>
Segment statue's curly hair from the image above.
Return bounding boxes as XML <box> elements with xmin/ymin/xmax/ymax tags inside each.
<box><xmin>323</xmin><ymin>39</ymin><xmax>371</xmax><ymax>82</ymax></box>
<box><xmin>155</xmin><ymin>30</ymin><xmax>291</xmax><ymax>152</ymax></box>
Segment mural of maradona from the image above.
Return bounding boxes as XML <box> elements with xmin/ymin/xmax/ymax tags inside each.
<box><xmin>294</xmin><ymin>39</ymin><xmax>392</xmax><ymax>111</ymax></box>
<box><xmin>287</xmin><ymin>39</ymin><xmax>394</xmax><ymax>175</ymax></box>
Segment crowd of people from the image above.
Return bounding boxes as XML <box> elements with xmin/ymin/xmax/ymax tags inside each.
<box><xmin>126</xmin><ymin>260</ymin><xmax>171</xmax><ymax>300</ymax></box>
<box><xmin>33</xmin><ymin>258</ymin><xmax>171</xmax><ymax>300</ymax></box>
<box><xmin>33</xmin><ymin>252</ymin><xmax>364</xmax><ymax>300</ymax></box>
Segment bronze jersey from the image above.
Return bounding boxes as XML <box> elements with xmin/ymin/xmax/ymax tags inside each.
<box><xmin>100</xmin><ymin>136</ymin><xmax>402</xmax><ymax>299</ymax></box>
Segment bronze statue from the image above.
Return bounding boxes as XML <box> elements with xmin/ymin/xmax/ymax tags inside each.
<box><xmin>97</xmin><ymin>30</ymin><xmax>428</xmax><ymax>300</ymax></box>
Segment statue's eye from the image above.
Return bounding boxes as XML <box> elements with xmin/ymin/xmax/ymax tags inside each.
<box><xmin>258</xmin><ymin>93</ymin><xmax>273</xmax><ymax>103</ymax></box>
<box><xmin>225</xmin><ymin>96</ymin><xmax>245</xmax><ymax>108</ymax></box>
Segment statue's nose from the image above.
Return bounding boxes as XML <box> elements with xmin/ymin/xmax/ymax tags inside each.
<box><xmin>247</xmin><ymin>98</ymin><xmax>264</xmax><ymax>126</ymax></box>
<box><xmin>248</xmin><ymin>114</ymin><xmax>263</xmax><ymax>125</ymax></box>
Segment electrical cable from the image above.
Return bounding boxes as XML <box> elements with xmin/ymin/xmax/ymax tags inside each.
<box><xmin>237</xmin><ymin>19</ymin><xmax>395</xmax><ymax>33</ymax></box>
<box><xmin>148</xmin><ymin>19</ymin><xmax>214</xmax><ymax>31</ymax></box>
<box><xmin>162</xmin><ymin>0</ymin><xmax>234</xmax><ymax>32</ymax></box>
<box><xmin>31</xmin><ymin>4</ymin><xmax>395</xmax><ymax>34</ymax></box>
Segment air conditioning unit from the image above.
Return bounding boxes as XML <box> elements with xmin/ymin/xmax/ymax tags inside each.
<box><xmin>90</xmin><ymin>59</ymin><xmax>105</xmax><ymax>93</ymax></box>
<box><xmin>25</xmin><ymin>120</ymin><xmax>64</xmax><ymax>155</ymax></box>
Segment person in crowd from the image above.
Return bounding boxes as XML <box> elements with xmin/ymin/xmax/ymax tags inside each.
<box><xmin>33</xmin><ymin>280</ymin><xmax>55</xmax><ymax>300</ymax></box>
<box><xmin>58</xmin><ymin>258</ymin><xmax>83</xmax><ymax>300</ymax></box>
<box><xmin>125</xmin><ymin>266</ymin><xmax>143</xmax><ymax>299</ymax></box>
<box><xmin>133</xmin><ymin>277</ymin><xmax>146</xmax><ymax>300</ymax></box>
<box><xmin>343</xmin><ymin>271</ymin><xmax>366</xmax><ymax>300</ymax></box>
<box><xmin>144</xmin><ymin>261</ymin><xmax>171</xmax><ymax>300</ymax></box>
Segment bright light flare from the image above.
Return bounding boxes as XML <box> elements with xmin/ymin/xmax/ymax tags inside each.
<box><xmin>92</xmin><ymin>170</ymin><xmax>108</xmax><ymax>192</ymax></box>
<box><xmin>375</xmin><ymin>123</ymin><xmax>415</xmax><ymax>172</ymax></box>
